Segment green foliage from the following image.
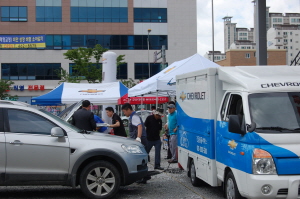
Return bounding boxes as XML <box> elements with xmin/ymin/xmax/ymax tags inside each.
<box><xmin>0</xmin><ymin>80</ymin><xmax>18</xmax><ymax>100</ymax></box>
<box><xmin>120</xmin><ymin>78</ymin><xmax>140</xmax><ymax>88</ymax></box>
<box><xmin>58</xmin><ymin>44</ymin><xmax>125</xmax><ymax>83</ymax></box>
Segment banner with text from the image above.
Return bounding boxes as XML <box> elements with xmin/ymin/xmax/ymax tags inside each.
<box><xmin>0</xmin><ymin>35</ymin><xmax>46</xmax><ymax>48</ymax></box>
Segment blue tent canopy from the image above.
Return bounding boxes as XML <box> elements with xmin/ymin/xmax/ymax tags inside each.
<box><xmin>31</xmin><ymin>82</ymin><xmax>128</xmax><ymax>106</ymax></box>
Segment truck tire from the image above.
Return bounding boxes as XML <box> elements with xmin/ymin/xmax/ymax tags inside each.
<box><xmin>190</xmin><ymin>159</ymin><xmax>201</xmax><ymax>186</ymax></box>
<box><xmin>80</xmin><ymin>160</ymin><xmax>121</xmax><ymax>199</ymax></box>
<box><xmin>225</xmin><ymin>171</ymin><xmax>242</xmax><ymax>199</ymax></box>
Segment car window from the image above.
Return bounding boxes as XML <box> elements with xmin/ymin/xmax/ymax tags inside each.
<box><xmin>7</xmin><ymin>109</ymin><xmax>57</xmax><ymax>135</ymax></box>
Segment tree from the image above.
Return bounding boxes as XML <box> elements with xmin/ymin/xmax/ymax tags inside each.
<box><xmin>0</xmin><ymin>80</ymin><xmax>18</xmax><ymax>100</ymax></box>
<box><xmin>57</xmin><ymin>44</ymin><xmax>125</xmax><ymax>83</ymax></box>
<box><xmin>120</xmin><ymin>78</ymin><xmax>144</xmax><ymax>88</ymax></box>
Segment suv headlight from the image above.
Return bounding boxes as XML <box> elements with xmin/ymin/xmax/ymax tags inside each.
<box><xmin>252</xmin><ymin>148</ymin><xmax>277</xmax><ymax>175</ymax></box>
<box><xmin>121</xmin><ymin>145</ymin><xmax>143</xmax><ymax>154</ymax></box>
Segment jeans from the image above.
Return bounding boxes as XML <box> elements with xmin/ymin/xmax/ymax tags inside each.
<box><xmin>146</xmin><ymin>139</ymin><xmax>162</xmax><ymax>167</ymax></box>
<box><xmin>170</xmin><ymin>134</ymin><xmax>178</xmax><ymax>161</ymax></box>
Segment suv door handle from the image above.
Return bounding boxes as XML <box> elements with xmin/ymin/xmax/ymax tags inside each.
<box><xmin>9</xmin><ymin>140</ymin><xmax>23</xmax><ymax>145</ymax></box>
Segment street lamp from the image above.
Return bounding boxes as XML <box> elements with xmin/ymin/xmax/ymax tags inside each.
<box><xmin>147</xmin><ymin>29</ymin><xmax>151</xmax><ymax>78</ymax></box>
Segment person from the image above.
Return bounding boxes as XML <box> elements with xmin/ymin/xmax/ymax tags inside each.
<box><xmin>121</xmin><ymin>103</ymin><xmax>147</xmax><ymax>145</ymax></box>
<box><xmin>122</xmin><ymin>103</ymin><xmax>150</xmax><ymax>183</ymax></box>
<box><xmin>167</xmin><ymin>103</ymin><xmax>178</xmax><ymax>163</ymax></box>
<box><xmin>94</xmin><ymin>114</ymin><xmax>108</xmax><ymax>133</ymax></box>
<box><xmin>145</xmin><ymin>108</ymin><xmax>164</xmax><ymax>170</ymax></box>
<box><xmin>105</xmin><ymin>107</ymin><xmax>127</xmax><ymax>137</ymax></box>
<box><xmin>164</xmin><ymin>101</ymin><xmax>176</xmax><ymax>159</ymax></box>
<box><xmin>71</xmin><ymin>100</ymin><xmax>96</xmax><ymax>131</ymax></box>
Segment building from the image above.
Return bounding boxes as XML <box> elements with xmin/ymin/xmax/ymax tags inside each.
<box><xmin>267</xmin><ymin>25</ymin><xmax>300</xmax><ymax>65</ymax></box>
<box><xmin>204</xmin><ymin>51</ymin><xmax>226</xmax><ymax>62</ymax></box>
<box><xmin>0</xmin><ymin>0</ymin><xmax>197</xmax><ymax>103</ymax></box>
<box><xmin>216</xmin><ymin>49</ymin><xmax>286</xmax><ymax>66</ymax></box>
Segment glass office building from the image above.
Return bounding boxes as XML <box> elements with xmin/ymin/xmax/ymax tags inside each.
<box><xmin>0</xmin><ymin>0</ymin><xmax>197</xmax><ymax>100</ymax></box>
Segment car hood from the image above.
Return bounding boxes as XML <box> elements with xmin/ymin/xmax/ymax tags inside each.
<box><xmin>83</xmin><ymin>132</ymin><xmax>141</xmax><ymax>146</ymax></box>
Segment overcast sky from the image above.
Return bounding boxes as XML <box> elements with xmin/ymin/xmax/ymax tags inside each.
<box><xmin>197</xmin><ymin>0</ymin><xmax>300</xmax><ymax>56</ymax></box>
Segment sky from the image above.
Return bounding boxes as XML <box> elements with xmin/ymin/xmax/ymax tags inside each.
<box><xmin>197</xmin><ymin>0</ymin><xmax>300</xmax><ymax>56</ymax></box>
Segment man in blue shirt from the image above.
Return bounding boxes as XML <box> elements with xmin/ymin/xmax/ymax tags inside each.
<box><xmin>167</xmin><ymin>104</ymin><xmax>178</xmax><ymax>163</ymax></box>
<box><xmin>94</xmin><ymin>114</ymin><xmax>108</xmax><ymax>133</ymax></box>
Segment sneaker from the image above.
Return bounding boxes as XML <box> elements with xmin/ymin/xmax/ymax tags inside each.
<box><xmin>154</xmin><ymin>166</ymin><xmax>164</xmax><ymax>170</ymax></box>
<box><xmin>168</xmin><ymin>159</ymin><xmax>178</xmax><ymax>163</ymax></box>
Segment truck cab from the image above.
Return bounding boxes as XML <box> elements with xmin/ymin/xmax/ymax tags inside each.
<box><xmin>177</xmin><ymin>66</ymin><xmax>300</xmax><ymax>199</ymax></box>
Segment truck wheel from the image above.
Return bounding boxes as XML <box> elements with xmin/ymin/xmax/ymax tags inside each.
<box><xmin>190</xmin><ymin>159</ymin><xmax>201</xmax><ymax>186</ymax></box>
<box><xmin>225</xmin><ymin>171</ymin><xmax>242</xmax><ymax>199</ymax></box>
<box><xmin>80</xmin><ymin>160</ymin><xmax>120</xmax><ymax>199</ymax></box>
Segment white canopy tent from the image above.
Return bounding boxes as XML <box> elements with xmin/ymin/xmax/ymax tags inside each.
<box><xmin>129</xmin><ymin>53</ymin><xmax>220</xmax><ymax>98</ymax></box>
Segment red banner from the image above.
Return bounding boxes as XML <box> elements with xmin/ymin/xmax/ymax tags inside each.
<box><xmin>118</xmin><ymin>94</ymin><xmax>169</xmax><ymax>105</ymax></box>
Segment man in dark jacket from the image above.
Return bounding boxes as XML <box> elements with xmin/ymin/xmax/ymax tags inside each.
<box><xmin>105</xmin><ymin>107</ymin><xmax>127</xmax><ymax>137</ymax></box>
<box><xmin>71</xmin><ymin>100</ymin><xmax>96</xmax><ymax>131</ymax></box>
<box><xmin>145</xmin><ymin>108</ymin><xmax>164</xmax><ymax>170</ymax></box>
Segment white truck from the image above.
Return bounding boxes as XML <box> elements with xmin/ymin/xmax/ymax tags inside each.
<box><xmin>176</xmin><ymin>66</ymin><xmax>300</xmax><ymax>199</ymax></box>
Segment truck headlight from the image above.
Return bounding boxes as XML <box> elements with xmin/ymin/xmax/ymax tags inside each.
<box><xmin>252</xmin><ymin>148</ymin><xmax>277</xmax><ymax>175</ymax></box>
<box><xmin>121</xmin><ymin>145</ymin><xmax>143</xmax><ymax>154</ymax></box>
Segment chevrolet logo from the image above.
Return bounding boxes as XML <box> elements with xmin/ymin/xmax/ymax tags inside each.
<box><xmin>228</xmin><ymin>140</ymin><xmax>238</xmax><ymax>150</ymax></box>
<box><xmin>79</xmin><ymin>89</ymin><xmax>105</xmax><ymax>93</ymax></box>
<box><xmin>180</xmin><ymin>91</ymin><xmax>186</xmax><ymax>101</ymax></box>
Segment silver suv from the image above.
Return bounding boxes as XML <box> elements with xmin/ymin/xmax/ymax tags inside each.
<box><xmin>0</xmin><ymin>103</ymin><xmax>148</xmax><ymax>199</ymax></box>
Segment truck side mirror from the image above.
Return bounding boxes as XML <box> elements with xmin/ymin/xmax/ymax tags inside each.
<box><xmin>228</xmin><ymin>115</ymin><xmax>246</xmax><ymax>135</ymax></box>
<box><xmin>247</xmin><ymin>122</ymin><xmax>256</xmax><ymax>132</ymax></box>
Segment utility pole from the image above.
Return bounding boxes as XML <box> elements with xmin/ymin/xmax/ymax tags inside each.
<box><xmin>255</xmin><ymin>0</ymin><xmax>267</xmax><ymax>65</ymax></box>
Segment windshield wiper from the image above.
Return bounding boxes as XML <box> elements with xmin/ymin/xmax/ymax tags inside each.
<box><xmin>256</xmin><ymin>127</ymin><xmax>293</xmax><ymax>132</ymax></box>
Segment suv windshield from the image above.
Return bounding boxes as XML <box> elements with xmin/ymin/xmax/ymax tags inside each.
<box><xmin>40</xmin><ymin>109</ymin><xmax>81</xmax><ymax>133</ymax></box>
<box><xmin>249</xmin><ymin>92</ymin><xmax>300</xmax><ymax>132</ymax></box>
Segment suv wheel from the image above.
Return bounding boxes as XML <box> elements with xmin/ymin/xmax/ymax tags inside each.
<box><xmin>80</xmin><ymin>161</ymin><xmax>120</xmax><ymax>199</ymax></box>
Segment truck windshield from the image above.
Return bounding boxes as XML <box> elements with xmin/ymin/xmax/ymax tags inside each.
<box><xmin>249</xmin><ymin>92</ymin><xmax>300</xmax><ymax>132</ymax></box>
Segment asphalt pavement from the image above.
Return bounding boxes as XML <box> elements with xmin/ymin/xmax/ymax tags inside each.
<box><xmin>0</xmin><ymin>145</ymin><xmax>224</xmax><ymax>199</ymax></box>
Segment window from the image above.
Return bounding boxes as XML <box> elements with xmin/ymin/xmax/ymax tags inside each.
<box><xmin>245</xmin><ymin>53</ymin><xmax>250</xmax><ymax>58</ymax></box>
<box><xmin>278</xmin><ymin>39</ymin><xmax>280</xmax><ymax>42</ymax></box>
<box><xmin>1</xmin><ymin>35</ymin><xmax>168</xmax><ymax>50</ymax></box>
<box><xmin>284</xmin><ymin>46</ymin><xmax>288</xmax><ymax>49</ymax></box>
<box><xmin>135</xmin><ymin>63</ymin><xmax>163</xmax><ymax>79</ymax></box>
<box><xmin>223</xmin><ymin>94</ymin><xmax>244</xmax><ymax>125</ymax></box>
<box><xmin>290</xmin><ymin>39</ymin><xmax>293</xmax><ymax>42</ymax></box>
<box><xmin>134</xmin><ymin>8</ymin><xmax>167</xmax><ymax>22</ymax></box>
<box><xmin>117</xmin><ymin>63</ymin><xmax>128</xmax><ymax>79</ymax></box>
<box><xmin>70</xmin><ymin>0</ymin><xmax>128</xmax><ymax>23</ymax></box>
<box><xmin>278</xmin><ymin>47</ymin><xmax>280</xmax><ymax>49</ymax></box>
<box><xmin>291</xmin><ymin>46</ymin><xmax>293</xmax><ymax>49</ymax></box>
<box><xmin>42</xmin><ymin>35</ymin><xmax>168</xmax><ymax>50</ymax></box>
<box><xmin>291</xmin><ymin>53</ymin><xmax>293</xmax><ymax>56</ymax></box>
<box><xmin>284</xmin><ymin>39</ymin><xmax>288</xmax><ymax>43</ymax></box>
<box><xmin>290</xmin><ymin>32</ymin><xmax>293</xmax><ymax>35</ymax></box>
<box><xmin>36</xmin><ymin>0</ymin><xmax>62</xmax><ymax>22</ymax></box>
<box><xmin>1</xmin><ymin>6</ymin><xmax>27</xmax><ymax>21</ymax></box>
<box><xmin>278</xmin><ymin>32</ymin><xmax>280</xmax><ymax>35</ymax></box>
<box><xmin>7</xmin><ymin>109</ymin><xmax>57</xmax><ymax>135</ymax></box>
<box><xmin>220</xmin><ymin>93</ymin><xmax>230</xmax><ymax>120</ymax></box>
<box><xmin>1</xmin><ymin>63</ymin><xmax>61</xmax><ymax>80</ymax></box>
<box><xmin>283</xmin><ymin>32</ymin><xmax>287</xmax><ymax>35</ymax></box>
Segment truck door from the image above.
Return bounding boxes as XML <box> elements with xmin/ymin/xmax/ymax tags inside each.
<box><xmin>216</xmin><ymin>93</ymin><xmax>250</xmax><ymax>174</ymax></box>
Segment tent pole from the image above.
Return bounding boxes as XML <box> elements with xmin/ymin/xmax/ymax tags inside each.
<box><xmin>141</xmin><ymin>95</ymin><xmax>143</xmax><ymax>110</ymax></box>
<box><xmin>156</xmin><ymin>91</ymin><xmax>158</xmax><ymax>109</ymax></box>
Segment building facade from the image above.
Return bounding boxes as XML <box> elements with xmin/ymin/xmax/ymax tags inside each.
<box><xmin>0</xmin><ymin>0</ymin><xmax>197</xmax><ymax>102</ymax></box>
<box><xmin>267</xmin><ymin>26</ymin><xmax>300</xmax><ymax>65</ymax></box>
<box><xmin>216</xmin><ymin>49</ymin><xmax>287</xmax><ymax>66</ymax></box>
<box><xmin>204</xmin><ymin>51</ymin><xmax>226</xmax><ymax>62</ymax></box>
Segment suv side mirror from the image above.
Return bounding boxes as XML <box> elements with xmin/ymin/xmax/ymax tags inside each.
<box><xmin>228</xmin><ymin>115</ymin><xmax>245</xmax><ymax>135</ymax></box>
<box><xmin>51</xmin><ymin>127</ymin><xmax>65</xmax><ymax>138</ymax></box>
